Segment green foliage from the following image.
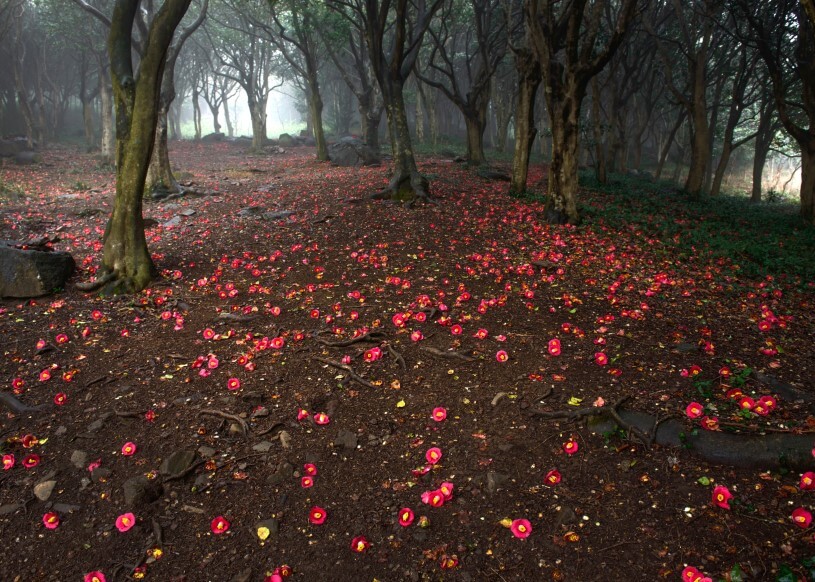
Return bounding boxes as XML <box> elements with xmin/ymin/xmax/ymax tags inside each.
<box><xmin>0</xmin><ymin>177</ymin><xmax>25</xmax><ymax>200</ymax></box>
<box><xmin>71</xmin><ymin>180</ymin><xmax>90</xmax><ymax>192</ymax></box>
<box><xmin>579</xmin><ymin>172</ymin><xmax>815</xmax><ymax>285</ymax></box>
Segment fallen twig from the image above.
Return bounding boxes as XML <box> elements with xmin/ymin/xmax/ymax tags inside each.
<box><xmin>315</xmin><ymin>331</ymin><xmax>387</xmax><ymax>348</ymax></box>
<box><xmin>313</xmin><ymin>356</ymin><xmax>376</xmax><ymax>389</ymax></box>
<box><xmin>386</xmin><ymin>344</ymin><xmax>406</xmax><ymax>369</ymax></box>
<box><xmin>419</xmin><ymin>346</ymin><xmax>474</xmax><ymax>362</ymax></box>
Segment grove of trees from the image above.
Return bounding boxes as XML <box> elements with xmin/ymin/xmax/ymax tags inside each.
<box><xmin>1</xmin><ymin>0</ymin><xmax>813</xmax><ymax>291</ymax></box>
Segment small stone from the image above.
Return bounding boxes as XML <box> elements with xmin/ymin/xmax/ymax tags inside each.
<box><xmin>179</xmin><ymin>208</ymin><xmax>196</xmax><ymax>217</ymax></box>
<box><xmin>333</xmin><ymin>429</ymin><xmax>358</xmax><ymax>451</ymax></box>
<box><xmin>162</xmin><ymin>216</ymin><xmax>181</xmax><ymax>228</ymax></box>
<box><xmin>230</xmin><ymin>569</ymin><xmax>253</xmax><ymax>582</ymax></box>
<box><xmin>0</xmin><ymin>503</ymin><xmax>23</xmax><ymax>515</ymax></box>
<box><xmin>228</xmin><ymin>423</ymin><xmax>244</xmax><ymax>436</ymax></box>
<box><xmin>252</xmin><ymin>441</ymin><xmax>274</xmax><ymax>453</ymax></box>
<box><xmin>267</xmin><ymin>462</ymin><xmax>293</xmax><ymax>486</ymax></box>
<box><xmin>91</xmin><ymin>468</ymin><xmax>112</xmax><ymax>483</ymax></box>
<box><xmin>197</xmin><ymin>446</ymin><xmax>217</xmax><ymax>458</ymax></box>
<box><xmin>52</xmin><ymin>503</ymin><xmax>80</xmax><ymax>513</ymax></box>
<box><xmin>123</xmin><ymin>476</ymin><xmax>163</xmax><ymax>507</ymax></box>
<box><xmin>486</xmin><ymin>472</ymin><xmax>509</xmax><ymax>494</ymax></box>
<box><xmin>34</xmin><ymin>480</ymin><xmax>56</xmax><ymax>501</ymax></box>
<box><xmin>55</xmin><ymin>426</ymin><xmax>67</xmax><ymax>436</ymax></box>
<box><xmin>70</xmin><ymin>450</ymin><xmax>88</xmax><ymax>469</ymax></box>
<box><xmin>160</xmin><ymin>450</ymin><xmax>198</xmax><ymax>478</ymax></box>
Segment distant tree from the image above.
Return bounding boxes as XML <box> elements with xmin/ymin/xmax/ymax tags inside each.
<box><xmin>417</xmin><ymin>0</ymin><xmax>507</xmax><ymax>165</ymax></box>
<box><xmin>330</xmin><ymin>0</ymin><xmax>444</xmax><ymax>202</ymax></box>
<box><xmin>736</xmin><ymin>0</ymin><xmax>815</xmax><ymax>223</ymax></box>
<box><xmin>524</xmin><ymin>0</ymin><xmax>640</xmax><ymax>224</ymax></box>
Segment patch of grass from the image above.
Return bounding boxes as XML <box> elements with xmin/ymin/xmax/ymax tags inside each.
<box><xmin>71</xmin><ymin>180</ymin><xmax>91</xmax><ymax>192</ymax></box>
<box><xmin>579</xmin><ymin>172</ymin><xmax>815</xmax><ymax>285</ymax></box>
<box><xmin>0</xmin><ymin>177</ymin><xmax>25</xmax><ymax>200</ymax></box>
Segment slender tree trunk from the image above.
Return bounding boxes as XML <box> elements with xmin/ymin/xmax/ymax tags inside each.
<box><xmin>591</xmin><ymin>77</ymin><xmax>607</xmax><ymax>184</ymax></box>
<box><xmin>221</xmin><ymin>89</ymin><xmax>235</xmax><ymax>137</ymax></box>
<box><xmin>307</xmin><ymin>73</ymin><xmax>328</xmax><ymax>161</ymax></box>
<box><xmin>207</xmin><ymin>101</ymin><xmax>221</xmax><ymax>134</ymax></box>
<box><xmin>801</xmin><ymin>145</ymin><xmax>815</xmax><ymax>223</ymax></box>
<box><xmin>192</xmin><ymin>88</ymin><xmax>201</xmax><ymax>140</ymax></box>
<box><xmin>656</xmin><ymin>111</ymin><xmax>686</xmax><ymax>180</ymax></box>
<box><xmin>99</xmin><ymin>69</ymin><xmax>115</xmax><ymax>164</ymax></box>
<box><xmin>510</xmin><ymin>55</ymin><xmax>540</xmax><ymax>195</ymax></box>
<box><xmin>415</xmin><ymin>84</ymin><xmax>425</xmax><ymax>144</ymax></box>
<box><xmin>146</xmin><ymin>102</ymin><xmax>181</xmax><ymax>195</ymax></box>
<box><xmin>363</xmin><ymin>107</ymin><xmax>381</xmax><ymax>150</ymax></box>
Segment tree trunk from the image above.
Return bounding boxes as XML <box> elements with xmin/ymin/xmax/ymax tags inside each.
<box><xmin>99</xmin><ymin>68</ymin><xmax>115</xmax><ymax>164</ymax></box>
<box><xmin>464</xmin><ymin>110</ymin><xmax>486</xmax><ymax>165</ymax></box>
<box><xmin>307</xmin><ymin>74</ymin><xmax>328</xmax><ymax>161</ymax></box>
<box><xmin>510</xmin><ymin>55</ymin><xmax>540</xmax><ymax>195</ymax></box>
<box><xmin>146</xmin><ymin>101</ymin><xmax>181</xmax><ymax>196</ymax></box>
<box><xmin>376</xmin><ymin>79</ymin><xmax>428</xmax><ymax>201</ymax></box>
<box><xmin>415</xmin><ymin>84</ymin><xmax>425</xmax><ymax>144</ymax></box>
<box><xmin>801</xmin><ymin>145</ymin><xmax>815</xmax><ymax>224</ymax></box>
<box><xmin>97</xmin><ymin>0</ymin><xmax>192</xmax><ymax>293</ymax></box>
<box><xmin>363</xmin><ymin>107</ymin><xmax>381</xmax><ymax>150</ymax></box>
<box><xmin>81</xmin><ymin>93</ymin><xmax>96</xmax><ymax>151</ymax></box>
<box><xmin>685</xmin><ymin>116</ymin><xmax>710</xmax><ymax>196</ymax></box>
<box><xmin>591</xmin><ymin>77</ymin><xmax>607</xmax><ymax>184</ymax></box>
<box><xmin>546</xmin><ymin>95</ymin><xmax>582</xmax><ymax>225</ymax></box>
<box><xmin>192</xmin><ymin>88</ymin><xmax>202</xmax><ymax>140</ymax></box>
<box><xmin>249</xmin><ymin>97</ymin><xmax>267</xmax><ymax>150</ymax></box>
<box><xmin>656</xmin><ymin>111</ymin><xmax>686</xmax><ymax>180</ymax></box>
<box><xmin>207</xmin><ymin>101</ymin><xmax>221</xmax><ymax>134</ymax></box>
<box><xmin>222</xmin><ymin>83</ymin><xmax>234</xmax><ymax>137</ymax></box>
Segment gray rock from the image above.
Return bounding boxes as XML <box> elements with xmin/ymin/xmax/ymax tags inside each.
<box><xmin>0</xmin><ymin>139</ymin><xmax>27</xmax><ymax>158</ymax></box>
<box><xmin>197</xmin><ymin>446</ymin><xmax>217</xmax><ymax>458</ymax></box>
<box><xmin>328</xmin><ymin>137</ymin><xmax>380</xmax><ymax>167</ymax></box>
<box><xmin>252</xmin><ymin>441</ymin><xmax>275</xmax><ymax>453</ymax></box>
<box><xmin>237</xmin><ymin>206</ymin><xmax>264</xmax><ymax>217</ymax></box>
<box><xmin>70</xmin><ymin>450</ymin><xmax>88</xmax><ymax>469</ymax></box>
<box><xmin>52</xmin><ymin>503</ymin><xmax>80</xmax><ymax>513</ymax></box>
<box><xmin>0</xmin><ymin>503</ymin><xmax>23</xmax><ymax>515</ymax></box>
<box><xmin>91</xmin><ymin>467</ymin><xmax>112</xmax><ymax>483</ymax></box>
<box><xmin>162</xmin><ymin>216</ymin><xmax>181</xmax><ymax>228</ymax></box>
<box><xmin>123</xmin><ymin>475</ymin><xmax>163</xmax><ymax>507</ymax></box>
<box><xmin>0</xmin><ymin>241</ymin><xmax>75</xmax><ymax>298</ymax></box>
<box><xmin>179</xmin><ymin>208</ymin><xmax>196</xmax><ymax>217</ymax></box>
<box><xmin>15</xmin><ymin>151</ymin><xmax>40</xmax><ymax>165</ymax></box>
<box><xmin>333</xmin><ymin>429</ymin><xmax>358</xmax><ymax>451</ymax></box>
<box><xmin>201</xmin><ymin>132</ymin><xmax>225</xmax><ymax>143</ymax></box>
<box><xmin>230</xmin><ymin>569</ymin><xmax>253</xmax><ymax>582</ymax></box>
<box><xmin>34</xmin><ymin>480</ymin><xmax>56</xmax><ymax>501</ymax></box>
<box><xmin>278</xmin><ymin>133</ymin><xmax>296</xmax><ymax>147</ymax></box>
<box><xmin>160</xmin><ymin>450</ymin><xmax>198</xmax><ymax>478</ymax></box>
<box><xmin>261</xmin><ymin>210</ymin><xmax>294</xmax><ymax>221</ymax></box>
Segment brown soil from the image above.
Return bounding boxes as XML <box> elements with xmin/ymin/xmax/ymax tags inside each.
<box><xmin>1</xmin><ymin>141</ymin><xmax>814</xmax><ymax>582</ymax></box>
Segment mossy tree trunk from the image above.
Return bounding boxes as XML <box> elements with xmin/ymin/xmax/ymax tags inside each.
<box><xmin>98</xmin><ymin>0</ymin><xmax>192</xmax><ymax>293</ymax></box>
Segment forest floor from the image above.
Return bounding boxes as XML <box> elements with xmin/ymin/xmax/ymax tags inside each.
<box><xmin>1</xmin><ymin>140</ymin><xmax>815</xmax><ymax>582</ymax></box>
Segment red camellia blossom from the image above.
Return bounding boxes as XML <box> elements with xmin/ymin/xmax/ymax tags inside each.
<box><xmin>495</xmin><ymin>350</ymin><xmax>509</xmax><ymax>362</ymax></box>
<box><xmin>685</xmin><ymin>402</ymin><xmax>704</xmax><ymax>419</ymax></box>
<box><xmin>211</xmin><ymin>515</ymin><xmax>230</xmax><ymax>534</ymax></box>
<box><xmin>398</xmin><ymin>508</ymin><xmax>415</xmax><ymax>527</ymax></box>
<box><xmin>2</xmin><ymin>454</ymin><xmax>14</xmax><ymax>470</ymax></box>
<box><xmin>303</xmin><ymin>463</ymin><xmax>318</xmax><ymax>476</ymax></box>
<box><xmin>22</xmin><ymin>454</ymin><xmax>40</xmax><ymax>468</ymax></box>
<box><xmin>425</xmin><ymin>447</ymin><xmax>442</xmax><ymax>464</ymax></box>
<box><xmin>202</xmin><ymin>328</ymin><xmax>215</xmax><ymax>340</ymax></box>
<box><xmin>297</xmin><ymin>408</ymin><xmax>309</xmax><ymax>421</ymax></box>
<box><xmin>545</xmin><ymin>469</ymin><xmax>561</xmax><ymax>486</ymax></box>
<box><xmin>510</xmin><ymin>518</ymin><xmax>532</xmax><ymax>539</ymax></box>
<box><xmin>450</xmin><ymin>324</ymin><xmax>463</xmax><ymax>335</ymax></box>
<box><xmin>594</xmin><ymin>352</ymin><xmax>608</xmax><ymax>366</ymax></box>
<box><xmin>42</xmin><ymin>512</ymin><xmax>60</xmax><ymax>529</ymax></box>
<box><xmin>314</xmin><ymin>412</ymin><xmax>330</xmax><ymax>425</ymax></box>
<box><xmin>711</xmin><ymin>485</ymin><xmax>732</xmax><ymax>509</ymax></box>
<box><xmin>364</xmin><ymin>347</ymin><xmax>382</xmax><ymax>362</ymax></box>
<box><xmin>39</xmin><ymin>369</ymin><xmax>51</xmax><ymax>382</ymax></box>
<box><xmin>440</xmin><ymin>555</ymin><xmax>459</xmax><ymax>569</ymax></box>
<box><xmin>563</xmin><ymin>440</ymin><xmax>579</xmax><ymax>455</ymax></box>
<box><xmin>793</xmin><ymin>507</ymin><xmax>813</xmax><ymax>528</ymax></box>
<box><xmin>738</xmin><ymin>397</ymin><xmax>755</xmax><ymax>410</ymax></box>
<box><xmin>309</xmin><ymin>506</ymin><xmax>327</xmax><ymax>525</ymax></box>
<box><xmin>548</xmin><ymin>339</ymin><xmax>561</xmax><ymax>356</ymax></box>
<box><xmin>422</xmin><ymin>489</ymin><xmax>446</xmax><ymax>507</ymax></box>
<box><xmin>431</xmin><ymin>407</ymin><xmax>447</xmax><ymax>422</ymax></box>
<box><xmin>351</xmin><ymin>535</ymin><xmax>370</xmax><ymax>552</ymax></box>
<box><xmin>410</xmin><ymin>330</ymin><xmax>424</xmax><ymax>342</ymax></box>
<box><xmin>270</xmin><ymin>337</ymin><xmax>285</xmax><ymax>349</ymax></box>
<box><xmin>55</xmin><ymin>333</ymin><xmax>69</xmax><ymax>344</ymax></box>
<box><xmin>22</xmin><ymin>434</ymin><xmax>38</xmax><ymax>448</ymax></box>
<box><xmin>115</xmin><ymin>512</ymin><xmax>136</xmax><ymax>532</ymax></box>
<box><xmin>301</xmin><ymin>476</ymin><xmax>314</xmax><ymax>488</ymax></box>
<box><xmin>121</xmin><ymin>442</ymin><xmax>137</xmax><ymax>456</ymax></box>
<box><xmin>474</xmin><ymin>328</ymin><xmax>488</xmax><ymax>340</ymax></box>
<box><xmin>681</xmin><ymin>566</ymin><xmax>710</xmax><ymax>582</ymax></box>
<box><xmin>700</xmin><ymin>416</ymin><xmax>719</xmax><ymax>430</ymax></box>
<box><xmin>439</xmin><ymin>482</ymin><xmax>454</xmax><ymax>500</ymax></box>
<box><xmin>801</xmin><ymin>472</ymin><xmax>815</xmax><ymax>491</ymax></box>
<box><xmin>84</xmin><ymin>572</ymin><xmax>106</xmax><ymax>582</ymax></box>
<box><xmin>227</xmin><ymin>378</ymin><xmax>241</xmax><ymax>391</ymax></box>
<box><xmin>53</xmin><ymin>392</ymin><xmax>67</xmax><ymax>405</ymax></box>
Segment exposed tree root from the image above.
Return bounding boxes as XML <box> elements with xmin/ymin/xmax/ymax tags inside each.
<box><xmin>76</xmin><ymin>271</ymin><xmax>116</xmax><ymax>292</ymax></box>
<box><xmin>419</xmin><ymin>346</ymin><xmax>474</xmax><ymax>362</ymax></box>
<box><xmin>198</xmin><ymin>408</ymin><xmax>250</xmax><ymax>438</ymax></box>
<box><xmin>531</xmin><ymin>399</ymin><xmax>815</xmax><ymax>470</ymax></box>
<box><xmin>312</xmin><ymin>356</ymin><xmax>376</xmax><ymax>389</ymax></box>
<box><xmin>369</xmin><ymin>171</ymin><xmax>435</xmax><ymax>206</ymax></box>
<box><xmin>386</xmin><ymin>344</ymin><xmax>406</xmax><ymax>370</ymax></box>
<box><xmin>0</xmin><ymin>392</ymin><xmax>48</xmax><ymax>415</ymax></box>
